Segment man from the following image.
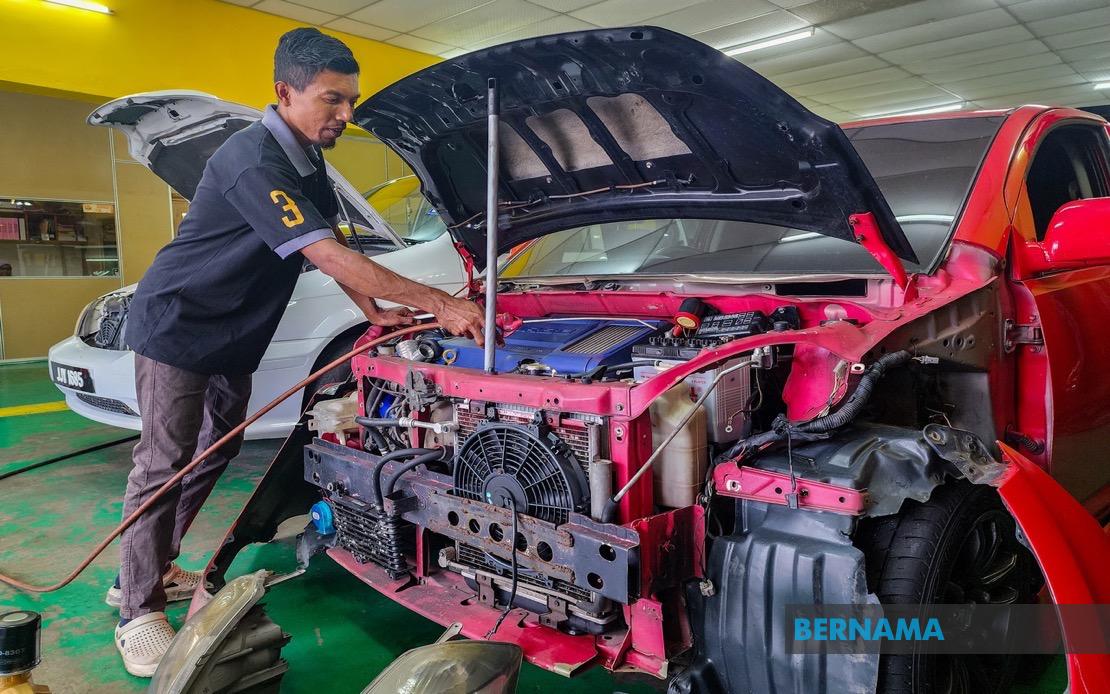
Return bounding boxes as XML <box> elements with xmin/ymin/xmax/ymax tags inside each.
<box><xmin>110</xmin><ymin>28</ymin><xmax>485</xmax><ymax>676</ymax></box>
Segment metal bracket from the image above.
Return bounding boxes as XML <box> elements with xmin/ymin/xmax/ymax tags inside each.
<box><xmin>922</xmin><ymin>424</ymin><xmax>1008</xmax><ymax>484</ymax></box>
<box><xmin>477</xmin><ymin>573</ymin><xmax>496</xmax><ymax>606</ymax></box>
<box><xmin>540</xmin><ymin>596</ymin><xmax>570</xmax><ymax>630</ymax></box>
<box><xmin>1003</xmin><ymin>319</ymin><xmax>1043</xmax><ymax>353</ymax></box>
<box><xmin>712</xmin><ymin>464</ymin><xmax>867</xmax><ymax>515</ymax></box>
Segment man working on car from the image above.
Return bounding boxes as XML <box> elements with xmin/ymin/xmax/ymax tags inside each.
<box><xmin>109</xmin><ymin>27</ymin><xmax>485</xmax><ymax>676</ymax></box>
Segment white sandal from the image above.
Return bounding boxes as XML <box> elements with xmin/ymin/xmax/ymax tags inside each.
<box><xmin>106</xmin><ymin>562</ymin><xmax>206</xmax><ymax>607</ymax></box>
<box><xmin>114</xmin><ymin>611</ymin><xmax>176</xmax><ymax>677</ymax></box>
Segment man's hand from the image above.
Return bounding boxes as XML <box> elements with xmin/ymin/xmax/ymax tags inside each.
<box><xmin>434</xmin><ymin>297</ymin><xmax>486</xmax><ymax>346</ymax></box>
<box><xmin>367</xmin><ymin>306</ymin><xmax>416</xmax><ymax>327</ymax></box>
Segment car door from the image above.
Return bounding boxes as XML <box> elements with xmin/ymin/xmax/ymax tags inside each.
<box><xmin>1008</xmin><ymin>115</ymin><xmax>1110</xmax><ymax>505</ymax></box>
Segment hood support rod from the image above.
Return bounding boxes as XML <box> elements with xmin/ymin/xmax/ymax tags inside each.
<box><xmin>483</xmin><ymin>77</ymin><xmax>500</xmax><ymax>373</ymax></box>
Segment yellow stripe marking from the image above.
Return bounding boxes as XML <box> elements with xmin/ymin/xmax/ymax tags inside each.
<box><xmin>0</xmin><ymin>401</ymin><xmax>69</xmax><ymax>418</ymax></box>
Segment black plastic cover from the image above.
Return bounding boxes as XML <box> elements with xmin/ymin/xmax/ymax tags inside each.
<box><xmin>0</xmin><ymin>610</ymin><xmax>40</xmax><ymax>675</ymax></box>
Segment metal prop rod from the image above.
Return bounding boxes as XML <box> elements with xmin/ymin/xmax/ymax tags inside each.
<box><xmin>483</xmin><ymin>77</ymin><xmax>500</xmax><ymax>373</ymax></box>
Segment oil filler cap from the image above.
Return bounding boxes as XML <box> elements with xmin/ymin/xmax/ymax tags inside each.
<box><xmin>0</xmin><ymin>610</ymin><xmax>41</xmax><ymax>675</ymax></box>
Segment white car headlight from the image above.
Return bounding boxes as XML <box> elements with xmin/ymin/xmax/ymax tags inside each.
<box><xmin>76</xmin><ymin>290</ymin><xmax>133</xmax><ymax>349</ymax></box>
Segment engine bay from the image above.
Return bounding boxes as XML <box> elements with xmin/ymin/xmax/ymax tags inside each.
<box><xmin>296</xmin><ymin>282</ymin><xmax>983</xmax><ymax>675</ymax></box>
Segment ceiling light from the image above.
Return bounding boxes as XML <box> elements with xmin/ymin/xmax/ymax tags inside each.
<box><xmin>1093</xmin><ymin>82</ymin><xmax>1110</xmax><ymax>90</ymax></box>
<box><xmin>862</xmin><ymin>102</ymin><xmax>966</xmax><ymax>118</ymax></box>
<box><xmin>44</xmin><ymin>0</ymin><xmax>113</xmax><ymax>14</ymax></box>
<box><xmin>724</xmin><ymin>28</ymin><xmax>815</xmax><ymax>57</ymax></box>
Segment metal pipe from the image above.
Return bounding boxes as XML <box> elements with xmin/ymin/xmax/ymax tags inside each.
<box><xmin>483</xmin><ymin>77</ymin><xmax>500</xmax><ymax>373</ymax></box>
<box><xmin>589</xmin><ymin>459</ymin><xmax>613</xmax><ymax>521</ymax></box>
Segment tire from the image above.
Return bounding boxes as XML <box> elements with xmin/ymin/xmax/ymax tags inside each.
<box><xmin>301</xmin><ymin>328</ymin><xmax>364</xmax><ymax>410</ymax></box>
<box><xmin>856</xmin><ymin>481</ymin><xmax>1043</xmax><ymax>694</ymax></box>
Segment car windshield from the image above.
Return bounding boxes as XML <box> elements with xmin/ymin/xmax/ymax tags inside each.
<box><xmin>500</xmin><ymin>116</ymin><xmax>1004</xmax><ymax>279</ymax></box>
<box><xmin>365</xmin><ymin>176</ymin><xmax>448</xmax><ymax>244</ymax></box>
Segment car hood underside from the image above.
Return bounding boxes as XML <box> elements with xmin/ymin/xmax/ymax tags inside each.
<box><xmin>355</xmin><ymin>26</ymin><xmax>916</xmax><ymax>268</ymax></box>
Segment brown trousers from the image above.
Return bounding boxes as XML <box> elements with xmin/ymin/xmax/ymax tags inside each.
<box><xmin>117</xmin><ymin>353</ymin><xmax>252</xmax><ymax>619</ymax></box>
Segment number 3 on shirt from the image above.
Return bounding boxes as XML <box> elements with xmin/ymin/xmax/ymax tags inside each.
<box><xmin>270</xmin><ymin>190</ymin><xmax>304</xmax><ymax>228</ymax></box>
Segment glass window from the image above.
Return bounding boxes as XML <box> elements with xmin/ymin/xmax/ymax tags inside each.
<box><xmin>0</xmin><ymin>198</ymin><xmax>119</xmax><ymax>277</ymax></box>
<box><xmin>501</xmin><ymin>116</ymin><xmax>1004</xmax><ymax>279</ymax></box>
<box><xmin>1025</xmin><ymin>124</ymin><xmax>1110</xmax><ymax>240</ymax></box>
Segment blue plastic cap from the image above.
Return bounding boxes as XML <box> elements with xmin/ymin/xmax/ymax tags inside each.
<box><xmin>309</xmin><ymin>500</ymin><xmax>335</xmax><ymax>536</ymax></box>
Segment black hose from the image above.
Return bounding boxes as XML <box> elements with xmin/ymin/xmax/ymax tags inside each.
<box><xmin>0</xmin><ymin>434</ymin><xmax>139</xmax><ymax>482</ymax></box>
<box><xmin>380</xmin><ymin>449</ymin><xmax>448</xmax><ymax>501</ymax></box>
<box><xmin>355</xmin><ymin>416</ymin><xmax>402</xmax><ymax>428</ymax></box>
<box><xmin>371</xmin><ymin>447</ymin><xmax>437</xmax><ymax>505</ymax></box>
<box><xmin>720</xmin><ymin>350</ymin><xmax>913</xmax><ymax>461</ymax></box>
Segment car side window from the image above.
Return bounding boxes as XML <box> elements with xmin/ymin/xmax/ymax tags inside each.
<box><xmin>1026</xmin><ymin>124</ymin><xmax>1110</xmax><ymax>241</ymax></box>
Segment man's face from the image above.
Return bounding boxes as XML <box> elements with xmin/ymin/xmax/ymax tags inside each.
<box><xmin>275</xmin><ymin>69</ymin><xmax>360</xmax><ymax>149</ymax></box>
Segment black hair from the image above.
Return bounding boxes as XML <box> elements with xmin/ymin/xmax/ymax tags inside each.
<box><xmin>274</xmin><ymin>27</ymin><xmax>359</xmax><ymax>91</ymax></box>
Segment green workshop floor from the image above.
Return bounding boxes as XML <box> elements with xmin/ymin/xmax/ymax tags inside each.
<box><xmin>0</xmin><ymin>360</ymin><xmax>1067</xmax><ymax>693</ymax></box>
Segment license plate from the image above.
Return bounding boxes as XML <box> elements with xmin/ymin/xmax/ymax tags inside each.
<box><xmin>50</xmin><ymin>362</ymin><xmax>94</xmax><ymax>393</ymax></box>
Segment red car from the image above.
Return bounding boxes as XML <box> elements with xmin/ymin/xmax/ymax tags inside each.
<box><xmin>190</xmin><ymin>27</ymin><xmax>1110</xmax><ymax>694</ymax></box>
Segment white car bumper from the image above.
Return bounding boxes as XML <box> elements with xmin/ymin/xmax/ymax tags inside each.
<box><xmin>47</xmin><ymin>335</ymin><xmax>331</xmax><ymax>439</ymax></box>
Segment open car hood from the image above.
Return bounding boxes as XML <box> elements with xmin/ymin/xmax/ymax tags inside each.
<box><xmin>88</xmin><ymin>90</ymin><xmax>403</xmax><ymax>246</ymax></box>
<box><xmin>355</xmin><ymin>27</ymin><xmax>916</xmax><ymax>268</ymax></box>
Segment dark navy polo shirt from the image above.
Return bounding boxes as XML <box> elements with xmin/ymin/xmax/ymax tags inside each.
<box><xmin>126</xmin><ymin>105</ymin><xmax>339</xmax><ymax>375</ymax></box>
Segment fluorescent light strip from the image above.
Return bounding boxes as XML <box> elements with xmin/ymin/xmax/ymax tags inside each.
<box><xmin>724</xmin><ymin>28</ymin><xmax>815</xmax><ymax>57</ymax></box>
<box><xmin>1094</xmin><ymin>82</ymin><xmax>1110</xmax><ymax>90</ymax></box>
<box><xmin>44</xmin><ymin>0</ymin><xmax>112</xmax><ymax>14</ymax></box>
<box><xmin>862</xmin><ymin>102</ymin><xmax>966</xmax><ymax>119</ymax></box>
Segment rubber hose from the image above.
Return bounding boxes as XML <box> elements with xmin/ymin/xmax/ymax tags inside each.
<box><xmin>369</xmin><ymin>447</ymin><xmax>436</xmax><ymax>506</ymax></box>
<box><xmin>0</xmin><ymin>435</ymin><xmax>139</xmax><ymax>482</ymax></box>
<box><xmin>380</xmin><ymin>449</ymin><xmax>448</xmax><ymax>502</ymax></box>
<box><xmin>0</xmin><ymin>322</ymin><xmax>440</xmax><ymax>593</ymax></box>
<box><xmin>354</xmin><ymin>416</ymin><xmax>402</xmax><ymax>428</ymax></box>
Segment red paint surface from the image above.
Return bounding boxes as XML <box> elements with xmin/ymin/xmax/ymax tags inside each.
<box><xmin>995</xmin><ymin>444</ymin><xmax>1110</xmax><ymax>693</ymax></box>
<box><xmin>713</xmin><ymin>464</ymin><xmax>866</xmax><ymax>515</ymax></box>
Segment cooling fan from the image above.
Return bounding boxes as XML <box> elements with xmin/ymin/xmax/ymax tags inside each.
<box><xmin>453</xmin><ymin>422</ymin><xmax>589</xmax><ymax>525</ymax></box>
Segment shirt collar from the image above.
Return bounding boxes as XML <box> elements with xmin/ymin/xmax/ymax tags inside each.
<box><xmin>262</xmin><ymin>104</ymin><xmax>317</xmax><ymax>177</ymax></box>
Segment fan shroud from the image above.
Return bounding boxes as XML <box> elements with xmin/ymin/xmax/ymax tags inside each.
<box><xmin>452</xmin><ymin>422</ymin><xmax>589</xmax><ymax>525</ymax></box>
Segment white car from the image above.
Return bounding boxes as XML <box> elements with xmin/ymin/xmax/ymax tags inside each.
<box><xmin>47</xmin><ymin>91</ymin><xmax>465</xmax><ymax>439</ymax></box>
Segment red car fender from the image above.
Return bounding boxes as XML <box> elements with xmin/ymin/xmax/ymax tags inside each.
<box><xmin>994</xmin><ymin>442</ymin><xmax>1110</xmax><ymax>693</ymax></box>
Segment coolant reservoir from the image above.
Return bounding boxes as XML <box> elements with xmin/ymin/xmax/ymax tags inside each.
<box><xmin>306</xmin><ymin>392</ymin><xmax>359</xmax><ymax>444</ymax></box>
<box><xmin>650</xmin><ymin>382</ymin><xmax>707</xmax><ymax>508</ymax></box>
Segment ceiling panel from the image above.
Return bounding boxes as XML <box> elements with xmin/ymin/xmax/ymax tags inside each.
<box><xmin>765</xmin><ymin>55</ymin><xmax>888</xmax><ymax>87</ymax></box>
<box><xmin>823</xmin><ymin>0</ymin><xmax>997</xmax><ymax>40</ymax></box>
<box><xmin>252</xmin><ymin>0</ymin><xmax>337</xmax><ymax>24</ymax></box>
<box><xmin>410</xmin><ymin>0</ymin><xmax>556</xmax><ymax>45</ymax></box>
<box><xmin>1008</xmin><ymin>0</ymin><xmax>1107</xmax><ymax>23</ymax></box>
<box><xmin>641</xmin><ymin>0</ymin><xmax>778</xmax><ymax>37</ymax></box>
<box><xmin>896</xmin><ymin>39</ymin><xmax>1051</xmax><ymax>73</ymax></box>
<box><xmin>742</xmin><ymin>38</ymin><xmax>868</xmax><ymax>75</ymax></box>
<box><xmin>1044</xmin><ymin>25</ymin><xmax>1110</xmax><ymax>50</ymax></box>
<box><xmin>798</xmin><ymin>76</ymin><xmax>945</xmax><ymax>103</ymax></box>
<box><xmin>686</xmin><ymin>10</ymin><xmax>811</xmax><ymax>50</ymax></box>
<box><xmin>527</xmin><ymin>0</ymin><xmax>601</xmax><ymax>11</ymax></box>
<box><xmin>853</xmin><ymin>8</ymin><xmax>1015</xmax><ymax>54</ymax></box>
<box><xmin>570</xmin><ymin>0</ymin><xmax>704</xmax><ymax>25</ymax></box>
<box><xmin>1027</xmin><ymin>7</ymin><xmax>1110</xmax><ymax>37</ymax></box>
<box><xmin>878</xmin><ymin>25</ymin><xmax>1034</xmax><ymax>64</ymax></box>
<box><xmin>829</xmin><ymin>89</ymin><xmax>961</xmax><ymax>116</ymax></box>
<box><xmin>387</xmin><ymin>34</ymin><xmax>459</xmax><ymax>53</ymax></box>
<box><xmin>325</xmin><ymin>17</ymin><xmax>399</xmax><ymax>40</ymax></box>
<box><xmin>792</xmin><ymin>66</ymin><xmax>911</xmax><ymax>98</ymax></box>
<box><xmin>296</xmin><ymin>0</ymin><xmax>376</xmax><ymax>13</ymax></box>
<box><xmin>349</xmin><ymin>0</ymin><xmax>493</xmax><ymax>34</ymax></box>
<box><xmin>919</xmin><ymin>52</ymin><xmax>1061</xmax><ymax>83</ymax></box>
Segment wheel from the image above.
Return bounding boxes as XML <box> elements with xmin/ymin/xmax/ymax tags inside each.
<box><xmin>856</xmin><ymin>481</ymin><xmax>1043</xmax><ymax>694</ymax></box>
<box><xmin>301</xmin><ymin>328</ymin><xmax>364</xmax><ymax>410</ymax></box>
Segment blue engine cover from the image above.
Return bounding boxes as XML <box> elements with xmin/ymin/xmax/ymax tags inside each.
<box><xmin>438</xmin><ymin>319</ymin><xmax>657</xmax><ymax>374</ymax></box>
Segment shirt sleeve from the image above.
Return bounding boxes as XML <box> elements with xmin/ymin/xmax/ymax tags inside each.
<box><xmin>224</xmin><ymin>166</ymin><xmax>336</xmax><ymax>259</ymax></box>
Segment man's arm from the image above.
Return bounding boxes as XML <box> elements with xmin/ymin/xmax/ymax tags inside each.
<box><xmin>328</xmin><ymin>227</ymin><xmax>414</xmax><ymax>326</ymax></box>
<box><xmin>302</xmin><ymin>235</ymin><xmax>486</xmax><ymax>344</ymax></box>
